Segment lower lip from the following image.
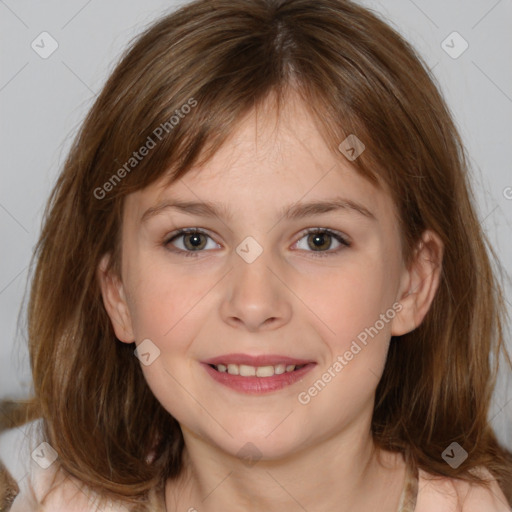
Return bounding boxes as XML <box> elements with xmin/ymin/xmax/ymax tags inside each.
<box><xmin>202</xmin><ymin>363</ymin><xmax>316</xmax><ymax>394</ymax></box>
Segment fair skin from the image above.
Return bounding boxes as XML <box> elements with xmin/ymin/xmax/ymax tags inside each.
<box><xmin>99</xmin><ymin>92</ymin><xmax>444</xmax><ymax>512</ymax></box>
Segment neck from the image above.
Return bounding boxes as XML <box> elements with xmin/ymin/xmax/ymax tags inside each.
<box><xmin>164</xmin><ymin>417</ymin><xmax>406</xmax><ymax>512</ymax></box>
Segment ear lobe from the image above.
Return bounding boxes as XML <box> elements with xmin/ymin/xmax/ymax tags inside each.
<box><xmin>391</xmin><ymin>229</ymin><xmax>444</xmax><ymax>337</ymax></box>
<box><xmin>97</xmin><ymin>253</ymin><xmax>135</xmax><ymax>343</ymax></box>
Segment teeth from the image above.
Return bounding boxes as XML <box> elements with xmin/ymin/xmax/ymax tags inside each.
<box><xmin>274</xmin><ymin>364</ymin><xmax>286</xmax><ymax>375</ymax></box>
<box><xmin>227</xmin><ymin>364</ymin><xmax>239</xmax><ymax>375</ymax></box>
<box><xmin>214</xmin><ymin>363</ymin><xmax>302</xmax><ymax>377</ymax></box>
<box><xmin>239</xmin><ymin>364</ymin><xmax>256</xmax><ymax>377</ymax></box>
<box><xmin>256</xmin><ymin>365</ymin><xmax>274</xmax><ymax>377</ymax></box>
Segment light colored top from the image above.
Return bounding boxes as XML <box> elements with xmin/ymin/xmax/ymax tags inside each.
<box><xmin>398</xmin><ymin>457</ymin><xmax>511</xmax><ymax>512</ymax></box>
<box><xmin>2</xmin><ymin>422</ymin><xmax>510</xmax><ymax>511</ymax></box>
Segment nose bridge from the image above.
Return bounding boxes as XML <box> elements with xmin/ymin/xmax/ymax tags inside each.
<box><xmin>221</xmin><ymin>234</ymin><xmax>291</xmax><ymax>330</ymax></box>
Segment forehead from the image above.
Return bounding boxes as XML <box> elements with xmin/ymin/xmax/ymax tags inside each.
<box><xmin>124</xmin><ymin>93</ymin><xmax>396</xmax><ymax>226</ymax></box>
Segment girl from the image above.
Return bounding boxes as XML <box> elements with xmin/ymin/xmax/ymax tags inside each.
<box><xmin>1</xmin><ymin>0</ymin><xmax>511</xmax><ymax>510</ymax></box>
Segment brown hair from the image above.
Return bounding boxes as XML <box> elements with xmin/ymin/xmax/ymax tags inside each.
<box><xmin>2</xmin><ymin>0</ymin><xmax>511</xmax><ymax>508</ymax></box>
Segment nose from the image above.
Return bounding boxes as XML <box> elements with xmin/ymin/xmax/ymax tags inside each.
<box><xmin>219</xmin><ymin>244</ymin><xmax>292</xmax><ymax>332</ymax></box>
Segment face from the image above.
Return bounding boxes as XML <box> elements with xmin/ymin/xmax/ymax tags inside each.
<box><xmin>99</xmin><ymin>92</ymin><xmax>438</xmax><ymax>461</ymax></box>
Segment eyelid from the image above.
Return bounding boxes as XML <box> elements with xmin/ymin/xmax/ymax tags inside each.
<box><xmin>296</xmin><ymin>227</ymin><xmax>351</xmax><ymax>245</ymax></box>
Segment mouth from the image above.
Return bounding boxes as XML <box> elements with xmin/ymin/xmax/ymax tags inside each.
<box><xmin>201</xmin><ymin>354</ymin><xmax>316</xmax><ymax>394</ymax></box>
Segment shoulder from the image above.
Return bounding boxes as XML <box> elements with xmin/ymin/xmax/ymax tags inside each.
<box><xmin>10</xmin><ymin>463</ymin><xmax>132</xmax><ymax>512</ymax></box>
<box><xmin>416</xmin><ymin>466</ymin><xmax>511</xmax><ymax>512</ymax></box>
<box><xmin>0</xmin><ymin>421</ymin><xmax>130</xmax><ymax>512</ymax></box>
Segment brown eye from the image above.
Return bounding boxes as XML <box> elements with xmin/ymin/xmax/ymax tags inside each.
<box><xmin>307</xmin><ymin>232</ymin><xmax>332</xmax><ymax>251</ymax></box>
<box><xmin>295</xmin><ymin>228</ymin><xmax>350</xmax><ymax>257</ymax></box>
<box><xmin>182</xmin><ymin>232</ymin><xmax>207</xmax><ymax>251</ymax></box>
<box><xmin>165</xmin><ymin>229</ymin><xmax>218</xmax><ymax>256</ymax></box>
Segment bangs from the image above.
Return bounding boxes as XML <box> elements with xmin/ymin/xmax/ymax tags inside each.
<box><xmin>88</xmin><ymin>2</ymin><xmax>415</xmax><ymax>214</ymax></box>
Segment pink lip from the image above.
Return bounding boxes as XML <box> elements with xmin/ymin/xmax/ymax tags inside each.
<box><xmin>203</xmin><ymin>353</ymin><xmax>314</xmax><ymax>366</ymax></box>
<box><xmin>201</xmin><ymin>354</ymin><xmax>316</xmax><ymax>394</ymax></box>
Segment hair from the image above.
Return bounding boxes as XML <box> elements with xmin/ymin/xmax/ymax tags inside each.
<box><xmin>1</xmin><ymin>0</ymin><xmax>511</xmax><ymax>508</ymax></box>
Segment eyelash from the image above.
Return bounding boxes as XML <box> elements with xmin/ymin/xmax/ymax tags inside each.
<box><xmin>163</xmin><ymin>227</ymin><xmax>351</xmax><ymax>258</ymax></box>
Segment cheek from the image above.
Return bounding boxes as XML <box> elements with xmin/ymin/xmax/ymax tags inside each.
<box><xmin>305</xmin><ymin>255</ymin><xmax>395</xmax><ymax>351</ymax></box>
<box><xmin>125</xmin><ymin>256</ymin><xmax>216</xmax><ymax>340</ymax></box>
<box><xmin>295</xmin><ymin>261</ymin><xmax>398</xmax><ymax>419</ymax></box>
<box><xmin>125</xmin><ymin>260</ymin><xmax>215</xmax><ymax>423</ymax></box>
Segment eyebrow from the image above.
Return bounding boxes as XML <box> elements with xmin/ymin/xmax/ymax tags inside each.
<box><xmin>140</xmin><ymin>196</ymin><xmax>376</xmax><ymax>224</ymax></box>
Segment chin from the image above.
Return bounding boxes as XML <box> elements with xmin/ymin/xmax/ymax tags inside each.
<box><xmin>217</xmin><ymin>431</ymin><xmax>305</xmax><ymax>463</ymax></box>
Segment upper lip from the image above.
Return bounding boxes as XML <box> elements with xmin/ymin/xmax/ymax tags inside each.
<box><xmin>203</xmin><ymin>354</ymin><xmax>315</xmax><ymax>366</ymax></box>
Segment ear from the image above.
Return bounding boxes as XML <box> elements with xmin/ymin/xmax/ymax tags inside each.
<box><xmin>97</xmin><ymin>253</ymin><xmax>135</xmax><ymax>343</ymax></box>
<box><xmin>391</xmin><ymin>229</ymin><xmax>444</xmax><ymax>336</ymax></box>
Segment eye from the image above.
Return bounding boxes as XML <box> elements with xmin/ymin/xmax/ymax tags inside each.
<box><xmin>164</xmin><ymin>228</ymin><xmax>219</xmax><ymax>257</ymax></box>
<box><xmin>294</xmin><ymin>228</ymin><xmax>351</xmax><ymax>257</ymax></box>
<box><xmin>164</xmin><ymin>227</ymin><xmax>351</xmax><ymax>258</ymax></box>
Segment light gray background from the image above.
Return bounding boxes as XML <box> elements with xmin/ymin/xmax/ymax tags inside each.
<box><xmin>1</xmin><ymin>0</ymin><xmax>511</xmax><ymax>448</ymax></box>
